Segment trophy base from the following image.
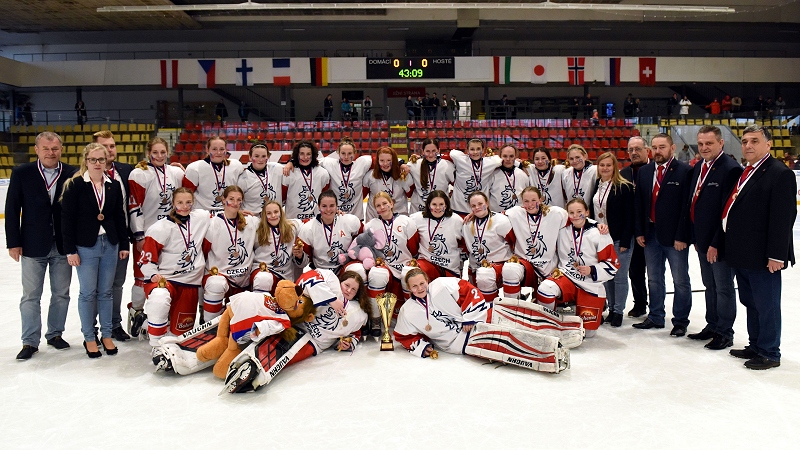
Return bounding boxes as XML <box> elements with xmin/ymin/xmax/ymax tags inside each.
<box><xmin>380</xmin><ymin>341</ymin><xmax>395</xmax><ymax>351</ymax></box>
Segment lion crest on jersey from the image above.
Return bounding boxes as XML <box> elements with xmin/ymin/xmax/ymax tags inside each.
<box><xmin>470</xmin><ymin>236</ymin><xmax>486</xmax><ymax>259</ymax></box>
<box><xmin>338</xmin><ymin>181</ymin><xmax>356</xmax><ymax>210</ymax></box>
<box><xmin>260</xmin><ymin>184</ymin><xmax>277</xmax><ymax>205</ymax></box>
<box><xmin>429</xmin><ymin>233</ymin><xmax>447</xmax><ymax>255</ymax></box>
<box><xmin>211</xmin><ymin>186</ymin><xmax>224</xmax><ymax>209</ymax></box>
<box><xmin>271</xmin><ymin>245</ymin><xmax>290</xmax><ymax>268</ymax></box>
<box><xmin>431</xmin><ymin>310</ymin><xmax>461</xmax><ymax>332</ymax></box>
<box><xmin>500</xmin><ymin>185</ymin><xmax>517</xmax><ymax>210</ymax></box>
<box><xmin>327</xmin><ymin>241</ymin><xmax>345</xmax><ymax>263</ymax></box>
<box><xmin>177</xmin><ymin>243</ymin><xmax>198</xmax><ymax>270</ymax></box>
<box><xmin>298</xmin><ymin>188</ymin><xmax>316</xmax><ymax>214</ymax></box>
<box><xmin>384</xmin><ymin>237</ymin><xmax>400</xmax><ymax>265</ymax></box>
<box><xmin>464</xmin><ymin>177</ymin><xmax>478</xmax><ymax>200</ymax></box>
<box><xmin>157</xmin><ymin>190</ymin><xmax>173</xmax><ymax>214</ymax></box>
<box><xmin>564</xmin><ymin>247</ymin><xmax>586</xmax><ymax>281</ymax></box>
<box><xmin>306</xmin><ymin>306</ymin><xmax>340</xmax><ymax>339</ymax></box>
<box><xmin>526</xmin><ymin>233</ymin><xmax>547</xmax><ymax>260</ymax></box>
<box><xmin>228</xmin><ymin>238</ymin><xmax>248</xmax><ymax>266</ymax></box>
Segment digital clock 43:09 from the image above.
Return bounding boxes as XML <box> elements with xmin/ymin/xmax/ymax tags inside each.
<box><xmin>366</xmin><ymin>57</ymin><xmax>456</xmax><ymax>80</ymax></box>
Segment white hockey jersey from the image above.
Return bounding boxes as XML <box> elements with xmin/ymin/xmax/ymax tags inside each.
<box><xmin>562</xmin><ymin>164</ymin><xmax>597</xmax><ymax>206</ymax></box>
<box><xmin>202</xmin><ymin>213</ymin><xmax>258</xmax><ymax>288</ymax></box>
<box><xmin>505</xmin><ymin>205</ymin><xmax>569</xmax><ymax>278</ymax></box>
<box><xmin>227</xmin><ymin>291</ymin><xmax>292</xmax><ymax>344</ymax></box>
<box><xmin>555</xmin><ymin>220</ymin><xmax>619</xmax><ymax>296</ymax></box>
<box><xmin>138</xmin><ymin>210</ymin><xmax>213</xmax><ymax>286</ymax></box>
<box><xmin>362</xmin><ymin>171</ymin><xmax>413</xmax><ymax>221</ymax></box>
<box><xmin>321</xmin><ymin>153</ymin><xmax>373</xmax><ymax>219</ymax></box>
<box><xmin>182</xmin><ymin>158</ymin><xmax>245</xmax><ymax>211</ymax></box>
<box><xmin>365</xmin><ymin>214</ymin><xmax>419</xmax><ymax>279</ymax></box>
<box><xmin>296</xmin><ymin>214</ymin><xmax>363</xmax><ymax>271</ymax></box>
<box><xmin>251</xmin><ymin>218</ymin><xmax>307</xmax><ymax>282</ymax></box>
<box><xmin>462</xmin><ymin>212</ymin><xmax>514</xmax><ymax>270</ymax></box>
<box><xmin>282</xmin><ymin>165</ymin><xmax>331</xmax><ymax>220</ymax></box>
<box><xmin>446</xmin><ymin>149</ymin><xmax>502</xmax><ymax>213</ymax></box>
<box><xmin>394</xmin><ymin>277</ymin><xmax>491</xmax><ymax>357</ymax></box>
<box><xmin>236</xmin><ymin>162</ymin><xmax>284</xmax><ymax>214</ymax></box>
<box><xmin>128</xmin><ymin>163</ymin><xmax>185</xmax><ymax>239</ymax></box>
<box><xmin>407</xmin><ymin>157</ymin><xmax>455</xmax><ymax>213</ymax></box>
<box><xmin>530</xmin><ymin>164</ymin><xmax>566</xmax><ymax>208</ymax></box>
<box><xmin>488</xmin><ymin>166</ymin><xmax>531</xmax><ymax>213</ymax></box>
<box><xmin>410</xmin><ymin>211</ymin><xmax>463</xmax><ymax>275</ymax></box>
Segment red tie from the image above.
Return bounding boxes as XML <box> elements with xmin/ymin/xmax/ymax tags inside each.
<box><xmin>650</xmin><ymin>164</ymin><xmax>665</xmax><ymax>222</ymax></box>
<box><xmin>690</xmin><ymin>163</ymin><xmax>710</xmax><ymax>223</ymax></box>
<box><xmin>721</xmin><ymin>165</ymin><xmax>753</xmax><ymax>220</ymax></box>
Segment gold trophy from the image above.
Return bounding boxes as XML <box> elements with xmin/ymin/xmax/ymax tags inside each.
<box><xmin>294</xmin><ymin>238</ymin><xmax>304</xmax><ymax>251</ymax></box>
<box><xmin>376</xmin><ymin>293</ymin><xmax>399</xmax><ymax>351</ymax></box>
<box><xmin>509</xmin><ymin>255</ymin><xmax>520</xmax><ymax>264</ymax></box>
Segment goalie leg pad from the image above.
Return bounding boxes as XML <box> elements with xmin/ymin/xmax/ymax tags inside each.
<box><xmin>203</xmin><ymin>275</ymin><xmax>229</xmax><ymax>320</ymax></box>
<box><xmin>501</xmin><ymin>261</ymin><xmax>525</xmax><ymax>299</ymax></box>
<box><xmin>475</xmin><ymin>264</ymin><xmax>501</xmax><ymax>302</ymax></box>
<box><xmin>492</xmin><ymin>297</ymin><xmax>585</xmax><ymax>348</ymax></box>
<box><xmin>251</xmin><ymin>270</ymin><xmax>277</xmax><ymax>294</ymax></box>
<box><xmin>222</xmin><ymin>331</ymin><xmax>314</xmax><ymax>394</ymax></box>
<box><xmin>465</xmin><ymin>323</ymin><xmax>570</xmax><ymax>373</ymax></box>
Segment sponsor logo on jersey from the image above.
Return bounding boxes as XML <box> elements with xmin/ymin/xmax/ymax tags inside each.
<box><xmin>176</xmin><ymin>313</ymin><xmax>195</xmax><ymax>331</ymax></box>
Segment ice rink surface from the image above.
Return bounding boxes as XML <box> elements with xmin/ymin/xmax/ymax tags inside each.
<box><xmin>1</xmin><ymin>217</ymin><xmax>799</xmax><ymax>450</ymax></box>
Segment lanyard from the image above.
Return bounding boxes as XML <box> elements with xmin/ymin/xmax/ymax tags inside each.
<box><xmin>92</xmin><ymin>180</ymin><xmax>105</xmax><ymax>213</ymax></box>
<box><xmin>106</xmin><ymin>163</ymin><xmax>116</xmax><ymax>181</ymax></box>
<box><xmin>253</xmin><ymin>166</ymin><xmax>269</xmax><ymax>194</ymax></box>
<box><xmin>382</xmin><ymin>215</ymin><xmax>396</xmax><ymax>246</ymax></box>
<box><xmin>301</xmin><ymin>167</ymin><xmax>314</xmax><ymax>197</ymax></box>
<box><xmin>737</xmin><ymin>153</ymin><xmax>769</xmax><ymax>192</ymax></box>
<box><xmin>427</xmin><ymin>160</ymin><xmax>438</xmax><ymax>191</ymax></box>
<box><xmin>693</xmin><ymin>151</ymin><xmax>724</xmax><ymax>198</ymax></box>
<box><xmin>502</xmin><ymin>168</ymin><xmax>516</xmax><ymax>192</ymax></box>
<box><xmin>655</xmin><ymin>157</ymin><xmax>674</xmax><ymax>190</ymax></box>
<box><xmin>474</xmin><ymin>215</ymin><xmax>489</xmax><ymax>255</ymax></box>
<box><xmin>597</xmin><ymin>180</ymin><xmax>613</xmax><ymax>210</ymax></box>
<box><xmin>152</xmin><ymin>163</ymin><xmax>168</xmax><ymax>195</ymax></box>
<box><xmin>572</xmin><ymin>226</ymin><xmax>585</xmax><ymax>264</ymax></box>
<box><xmin>340</xmin><ymin>162</ymin><xmax>352</xmax><ymax>189</ymax></box>
<box><xmin>323</xmin><ymin>218</ymin><xmax>336</xmax><ymax>248</ymax></box>
<box><xmin>381</xmin><ymin>172</ymin><xmax>395</xmax><ymax>196</ymax></box>
<box><xmin>572</xmin><ymin>166</ymin><xmax>584</xmax><ymax>197</ymax></box>
<box><xmin>38</xmin><ymin>161</ymin><xmax>62</xmax><ymax>192</ymax></box>
<box><xmin>414</xmin><ymin>294</ymin><xmax>432</xmax><ymax>331</ymax></box>
<box><xmin>427</xmin><ymin>218</ymin><xmax>443</xmax><ymax>244</ymax></box>
<box><xmin>178</xmin><ymin>217</ymin><xmax>192</xmax><ymax>251</ymax></box>
<box><xmin>537</xmin><ymin>167</ymin><xmax>550</xmax><ymax>190</ymax></box>
<box><xmin>213</xmin><ymin>162</ymin><xmax>226</xmax><ymax>193</ymax></box>
<box><xmin>471</xmin><ymin>159</ymin><xmax>484</xmax><ymax>189</ymax></box>
<box><xmin>223</xmin><ymin>214</ymin><xmax>239</xmax><ymax>249</ymax></box>
<box><xmin>527</xmin><ymin>212</ymin><xmax>543</xmax><ymax>243</ymax></box>
<box><xmin>271</xmin><ymin>226</ymin><xmax>282</xmax><ymax>258</ymax></box>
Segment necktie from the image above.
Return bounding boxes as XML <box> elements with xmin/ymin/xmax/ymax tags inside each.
<box><xmin>721</xmin><ymin>165</ymin><xmax>753</xmax><ymax>220</ymax></box>
<box><xmin>650</xmin><ymin>164</ymin><xmax>665</xmax><ymax>223</ymax></box>
<box><xmin>690</xmin><ymin>163</ymin><xmax>710</xmax><ymax>223</ymax></box>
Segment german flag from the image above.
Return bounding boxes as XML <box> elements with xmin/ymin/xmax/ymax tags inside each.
<box><xmin>310</xmin><ymin>57</ymin><xmax>328</xmax><ymax>86</ymax></box>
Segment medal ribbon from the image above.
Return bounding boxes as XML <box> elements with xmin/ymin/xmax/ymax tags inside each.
<box><xmin>152</xmin><ymin>163</ymin><xmax>168</xmax><ymax>196</ymax></box>
<box><xmin>427</xmin><ymin>218</ymin><xmax>443</xmax><ymax>247</ymax></box>
<box><xmin>213</xmin><ymin>162</ymin><xmax>226</xmax><ymax>195</ymax></box>
<box><xmin>474</xmin><ymin>214</ymin><xmax>489</xmax><ymax>256</ymax></box>
<box><xmin>597</xmin><ymin>180</ymin><xmax>613</xmax><ymax>210</ymax></box>
<box><xmin>223</xmin><ymin>214</ymin><xmax>239</xmax><ymax>250</ymax></box>
<box><xmin>92</xmin><ymin>179</ymin><xmax>105</xmax><ymax>214</ymax></box>
<box><xmin>38</xmin><ymin>160</ymin><xmax>62</xmax><ymax>192</ymax></box>
<box><xmin>323</xmin><ymin>218</ymin><xmax>336</xmax><ymax>248</ymax></box>
<box><xmin>301</xmin><ymin>167</ymin><xmax>314</xmax><ymax>200</ymax></box>
<box><xmin>271</xmin><ymin>226</ymin><xmax>282</xmax><ymax>259</ymax></box>
<box><xmin>471</xmin><ymin>159</ymin><xmax>484</xmax><ymax>190</ymax></box>
<box><xmin>253</xmin><ymin>166</ymin><xmax>269</xmax><ymax>195</ymax></box>
<box><xmin>572</xmin><ymin>226</ymin><xmax>585</xmax><ymax>265</ymax></box>
<box><xmin>526</xmin><ymin>212</ymin><xmax>543</xmax><ymax>248</ymax></box>
<box><xmin>381</xmin><ymin>172</ymin><xmax>394</xmax><ymax>196</ymax></box>
<box><xmin>178</xmin><ymin>217</ymin><xmax>192</xmax><ymax>251</ymax></box>
<box><xmin>572</xmin><ymin>166</ymin><xmax>584</xmax><ymax>198</ymax></box>
<box><xmin>340</xmin><ymin>162</ymin><xmax>352</xmax><ymax>191</ymax></box>
<box><xmin>382</xmin><ymin>215</ymin><xmax>396</xmax><ymax>248</ymax></box>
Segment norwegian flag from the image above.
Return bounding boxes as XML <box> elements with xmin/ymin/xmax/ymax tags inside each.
<box><xmin>567</xmin><ymin>57</ymin><xmax>585</xmax><ymax>86</ymax></box>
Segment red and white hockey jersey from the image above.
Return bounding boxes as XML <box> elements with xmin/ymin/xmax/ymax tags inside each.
<box><xmin>505</xmin><ymin>205</ymin><xmax>569</xmax><ymax>278</ymax></box>
<box><xmin>128</xmin><ymin>163</ymin><xmax>185</xmax><ymax>239</ymax></box>
<box><xmin>394</xmin><ymin>277</ymin><xmax>491</xmax><ymax>357</ymax></box>
<box><xmin>227</xmin><ymin>291</ymin><xmax>292</xmax><ymax>344</ymax></box>
<box><xmin>182</xmin><ymin>158</ymin><xmax>245</xmax><ymax>211</ymax></box>
<box><xmin>530</xmin><ymin>164</ymin><xmax>566</xmax><ymax>208</ymax></box>
<box><xmin>555</xmin><ymin>220</ymin><xmax>619</xmax><ymax>296</ymax></box>
<box><xmin>446</xmin><ymin>149</ymin><xmax>502</xmax><ymax>213</ymax></box>
<box><xmin>138</xmin><ymin>210</ymin><xmax>213</xmax><ymax>286</ymax></box>
<box><xmin>282</xmin><ymin>165</ymin><xmax>331</xmax><ymax>220</ymax></box>
<box><xmin>251</xmin><ymin>218</ymin><xmax>307</xmax><ymax>282</ymax></box>
<box><xmin>561</xmin><ymin>164</ymin><xmax>597</xmax><ymax>205</ymax></box>
<box><xmin>236</xmin><ymin>162</ymin><xmax>284</xmax><ymax>214</ymax></box>
<box><xmin>407</xmin><ymin>157</ymin><xmax>455</xmax><ymax>213</ymax></box>
<box><xmin>362</xmin><ymin>172</ymin><xmax>413</xmax><ymax>221</ymax></box>
<box><xmin>488</xmin><ymin>166</ymin><xmax>531</xmax><ymax>213</ymax></box>
<box><xmin>365</xmin><ymin>214</ymin><xmax>419</xmax><ymax>279</ymax></box>
<box><xmin>297</xmin><ymin>214</ymin><xmax>363</xmax><ymax>271</ymax></box>
<box><xmin>202</xmin><ymin>213</ymin><xmax>258</xmax><ymax>288</ymax></box>
<box><xmin>321</xmin><ymin>154</ymin><xmax>373</xmax><ymax>219</ymax></box>
<box><xmin>410</xmin><ymin>211</ymin><xmax>463</xmax><ymax>275</ymax></box>
<box><xmin>462</xmin><ymin>212</ymin><xmax>514</xmax><ymax>270</ymax></box>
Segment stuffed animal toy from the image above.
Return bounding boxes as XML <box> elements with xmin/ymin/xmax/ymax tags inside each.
<box><xmin>196</xmin><ymin>279</ymin><xmax>316</xmax><ymax>379</ymax></box>
<box><xmin>338</xmin><ymin>228</ymin><xmax>387</xmax><ymax>270</ymax></box>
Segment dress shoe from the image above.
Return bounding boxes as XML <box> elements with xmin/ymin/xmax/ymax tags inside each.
<box><xmin>670</xmin><ymin>326</ymin><xmax>687</xmax><ymax>337</ymax></box>
<box><xmin>632</xmin><ymin>318</ymin><xmax>664</xmax><ymax>329</ymax></box>
<box><xmin>687</xmin><ymin>329</ymin><xmax>716</xmax><ymax>341</ymax></box>
<box><xmin>705</xmin><ymin>336</ymin><xmax>733</xmax><ymax>350</ymax></box>
<box><xmin>730</xmin><ymin>348</ymin><xmax>759</xmax><ymax>359</ymax></box>
<box><xmin>744</xmin><ymin>357</ymin><xmax>780</xmax><ymax>370</ymax></box>
<box><xmin>46</xmin><ymin>336</ymin><xmax>71</xmax><ymax>350</ymax></box>
<box><xmin>111</xmin><ymin>327</ymin><xmax>131</xmax><ymax>342</ymax></box>
<box><xmin>610</xmin><ymin>312</ymin><xmax>623</xmax><ymax>328</ymax></box>
<box><xmin>83</xmin><ymin>341</ymin><xmax>102</xmax><ymax>359</ymax></box>
<box><xmin>101</xmin><ymin>338</ymin><xmax>118</xmax><ymax>356</ymax></box>
<box><xmin>16</xmin><ymin>345</ymin><xmax>38</xmax><ymax>360</ymax></box>
<box><xmin>627</xmin><ymin>305</ymin><xmax>647</xmax><ymax>318</ymax></box>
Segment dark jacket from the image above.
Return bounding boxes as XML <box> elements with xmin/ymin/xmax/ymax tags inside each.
<box><xmin>634</xmin><ymin>159</ymin><xmax>693</xmax><ymax>246</ymax></box>
<box><xmin>688</xmin><ymin>153</ymin><xmax>742</xmax><ymax>256</ymax></box>
<box><xmin>109</xmin><ymin>161</ymin><xmax>135</xmax><ymax>243</ymax></box>
<box><xmin>591</xmin><ymin>179</ymin><xmax>635</xmax><ymax>246</ymax></box>
<box><xmin>60</xmin><ymin>175</ymin><xmax>129</xmax><ymax>255</ymax></box>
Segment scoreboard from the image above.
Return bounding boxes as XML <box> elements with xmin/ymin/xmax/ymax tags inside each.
<box><xmin>366</xmin><ymin>57</ymin><xmax>456</xmax><ymax>80</ymax></box>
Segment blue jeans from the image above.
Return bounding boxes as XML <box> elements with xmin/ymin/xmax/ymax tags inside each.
<box><xmin>734</xmin><ymin>267</ymin><xmax>781</xmax><ymax>361</ymax></box>
<box><xmin>643</xmin><ymin>227</ymin><xmax>692</xmax><ymax>327</ymax></box>
<box><xmin>76</xmin><ymin>235</ymin><xmax>118</xmax><ymax>342</ymax></box>
<box><xmin>92</xmin><ymin>252</ymin><xmax>128</xmax><ymax>332</ymax></box>
<box><xmin>697</xmin><ymin>251</ymin><xmax>736</xmax><ymax>339</ymax></box>
<box><xmin>19</xmin><ymin>243</ymin><xmax>72</xmax><ymax>347</ymax></box>
<box><xmin>605</xmin><ymin>238</ymin><xmax>634</xmax><ymax>314</ymax></box>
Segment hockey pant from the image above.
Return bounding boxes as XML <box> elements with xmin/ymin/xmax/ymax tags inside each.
<box><xmin>501</xmin><ymin>258</ymin><xmax>539</xmax><ymax>299</ymax></box>
<box><xmin>144</xmin><ymin>281</ymin><xmax>200</xmax><ymax>346</ymax></box>
<box><xmin>536</xmin><ymin>276</ymin><xmax>604</xmax><ymax>332</ymax></box>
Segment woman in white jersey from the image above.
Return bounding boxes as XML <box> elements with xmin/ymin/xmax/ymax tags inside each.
<box><xmin>529</xmin><ymin>148</ymin><xmax>565</xmax><ymax>208</ymax></box>
<box><xmin>407</xmin><ymin>190</ymin><xmax>464</xmax><ymax>281</ymax></box>
<box><xmin>296</xmin><ymin>189</ymin><xmax>364</xmax><ymax>275</ymax></box>
<box><xmin>446</xmin><ymin>138</ymin><xmax>502</xmax><ymax>215</ymax></box>
<box><xmin>182</xmin><ymin>135</ymin><xmax>244</xmax><ymax>212</ymax></box>
<box><xmin>236</xmin><ymin>143</ymin><xmax>283</xmax><ymax>214</ymax></box>
<box><xmin>462</xmin><ymin>191</ymin><xmax>514</xmax><ymax>302</ymax></box>
<box><xmin>362</xmin><ymin>146</ymin><xmax>412</xmax><ymax>221</ymax></box>
<box><xmin>407</xmin><ymin>138</ymin><xmax>455</xmax><ymax>213</ymax></box>
<box><xmin>250</xmin><ymin>200</ymin><xmax>307</xmax><ymax>295</ymax></box>
<box><xmin>488</xmin><ymin>144</ymin><xmax>531</xmax><ymax>213</ymax></box>
<box><xmin>561</xmin><ymin>144</ymin><xmax>597</xmax><ymax>205</ymax></box>
<box><xmin>282</xmin><ymin>140</ymin><xmax>331</xmax><ymax>220</ymax></box>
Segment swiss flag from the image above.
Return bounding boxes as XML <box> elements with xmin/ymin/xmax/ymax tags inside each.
<box><xmin>639</xmin><ymin>58</ymin><xmax>656</xmax><ymax>86</ymax></box>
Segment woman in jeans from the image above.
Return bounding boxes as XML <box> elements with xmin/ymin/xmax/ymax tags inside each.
<box><xmin>61</xmin><ymin>143</ymin><xmax>129</xmax><ymax>358</ymax></box>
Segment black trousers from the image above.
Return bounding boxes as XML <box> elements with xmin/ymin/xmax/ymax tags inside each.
<box><xmin>629</xmin><ymin>242</ymin><xmax>648</xmax><ymax>308</ymax></box>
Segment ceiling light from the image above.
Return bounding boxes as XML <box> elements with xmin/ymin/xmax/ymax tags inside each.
<box><xmin>284</xmin><ymin>28</ymin><xmax>306</xmax><ymax>31</ymax></box>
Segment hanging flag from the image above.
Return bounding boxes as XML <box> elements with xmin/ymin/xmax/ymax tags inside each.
<box><xmin>639</xmin><ymin>57</ymin><xmax>656</xmax><ymax>86</ymax></box>
<box><xmin>567</xmin><ymin>57</ymin><xmax>585</xmax><ymax>86</ymax></box>
<box><xmin>531</xmin><ymin>58</ymin><xmax>547</xmax><ymax>84</ymax></box>
<box><xmin>160</xmin><ymin>60</ymin><xmax>178</xmax><ymax>89</ymax></box>
<box><xmin>273</xmin><ymin>58</ymin><xmax>291</xmax><ymax>86</ymax></box>
<box><xmin>235</xmin><ymin>59</ymin><xmax>254</xmax><ymax>86</ymax></box>
<box><xmin>605</xmin><ymin>58</ymin><xmax>621</xmax><ymax>86</ymax></box>
<box><xmin>198</xmin><ymin>60</ymin><xmax>216</xmax><ymax>89</ymax></box>
<box><xmin>310</xmin><ymin>57</ymin><xmax>328</xmax><ymax>86</ymax></box>
<box><xmin>493</xmin><ymin>56</ymin><xmax>511</xmax><ymax>84</ymax></box>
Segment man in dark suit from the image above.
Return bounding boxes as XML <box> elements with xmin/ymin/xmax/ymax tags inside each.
<box><xmin>723</xmin><ymin>124</ymin><xmax>796</xmax><ymax>370</ymax></box>
<box><xmin>93</xmin><ymin>131</ymin><xmax>134</xmax><ymax>341</ymax></box>
<box><xmin>687</xmin><ymin>126</ymin><xmax>742</xmax><ymax>350</ymax></box>
<box><xmin>620</xmin><ymin>136</ymin><xmax>649</xmax><ymax>318</ymax></box>
<box><xmin>5</xmin><ymin>132</ymin><xmax>78</xmax><ymax>360</ymax></box>
<box><xmin>632</xmin><ymin>133</ymin><xmax>693</xmax><ymax>336</ymax></box>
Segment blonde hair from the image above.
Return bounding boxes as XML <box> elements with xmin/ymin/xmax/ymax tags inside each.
<box><xmin>596</xmin><ymin>152</ymin><xmax>631</xmax><ymax>188</ymax></box>
<box><xmin>92</xmin><ymin>130</ymin><xmax>114</xmax><ymax>142</ymax></box>
<box><xmin>466</xmin><ymin>191</ymin><xmax>493</xmax><ymax>235</ymax></box>
<box><xmin>256</xmin><ymin>200</ymin><xmax>297</xmax><ymax>246</ymax></box>
<box><xmin>372</xmin><ymin>191</ymin><xmax>394</xmax><ymax>208</ymax></box>
<box><xmin>520</xmin><ymin>186</ymin><xmax>551</xmax><ymax>216</ymax></box>
<box><xmin>60</xmin><ymin>143</ymin><xmax>109</xmax><ymax>202</ymax></box>
<box><xmin>222</xmin><ymin>185</ymin><xmax>247</xmax><ymax>231</ymax></box>
<box><xmin>137</xmin><ymin>137</ymin><xmax>171</xmax><ymax>170</ymax></box>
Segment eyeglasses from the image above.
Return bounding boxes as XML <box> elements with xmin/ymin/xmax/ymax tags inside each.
<box><xmin>86</xmin><ymin>157</ymin><xmax>107</xmax><ymax>164</ymax></box>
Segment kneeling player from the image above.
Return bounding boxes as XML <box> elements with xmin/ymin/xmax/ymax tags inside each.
<box><xmin>535</xmin><ymin>199</ymin><xmax>619</xmax><ymax>336</ymax></box>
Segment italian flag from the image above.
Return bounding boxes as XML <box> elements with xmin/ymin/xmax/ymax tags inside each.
<box><xmin>494</xmin><ymin>56</ymin><xmax>511</xmax><ymax>84</ymax></box>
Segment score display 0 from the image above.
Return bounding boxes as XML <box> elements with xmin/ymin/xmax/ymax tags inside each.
<box><xmin>366</xmin><ymin>58</ymin><xmax>456</xmax><ymax>80</ymax></box>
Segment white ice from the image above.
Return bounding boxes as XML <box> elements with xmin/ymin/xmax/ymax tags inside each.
<box><xmin>1</xmin><ymin>217</ymin><xmax>799</xmax><ymax>450</ymax></box>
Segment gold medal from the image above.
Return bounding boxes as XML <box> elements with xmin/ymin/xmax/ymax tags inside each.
<box><xmin>425</xmin><ymin>324</ymin><xmax>432</xmax><ymax>332</ymax></box>
<box><xmin>184</xmin><ymin>254</ymin><xmax>192</xmax><ymax>262</ymax></box>
<box><xmin>598</xmin><ymin>212</ymin><xmax>604</xmax><ymax>218</ymax></box>
<box><xmin>160</xmin><ymin>199</ymin><xmax>170</xmax><ymax>206</ymax></box>
<box><xmin>309</xmin><ymin>194</ymin><xmax>315</xmax><ymax>203</ymax></box>
<box><xmin>232</xmin><ymin>251</ymin><xmax>239</xmax><ymax>258</ymax></box>
<box><xmin>342</xmin><ymin>319</ymin><xmax>349</xmax><ymax>327</ymax></box>
<box><xmin>386</xmin><ymin>250</ymin><xmax>394</xmax><ymax>257</ymax></box>
<box><xmin>343</xmin><ymin>191</ymin><xmax>351</xmax><ymax>199</ymax></box>
<box><xmin>327</xmin><ymin>250</ymin><xmax>335</xmax><ymax>258</ymax></box>
<box><xmin>428</xmin><ymin>245</ymin><xmax>434</xmax><ymax>252</ymax></box>
<box><xmin>732</xmin><ymin>192</ymin><xmax>738</xmax><ymax>200</ymax></box>
<box><xmin>478</xmin><ymin>247</ymin><xmax>485</xmax><ymax>254</ymax></box>
<box><xmin>215</xmin><ymin>195</ymin><xmax>224</xmax><ymax>203</ymax></box>
<box><xmin>97</xmin><ymin>213</ymin><xmax>104</xmax><ymax>221</ymax></box>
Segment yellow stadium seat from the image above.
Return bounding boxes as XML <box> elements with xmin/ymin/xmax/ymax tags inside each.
<box><xmin>28</xmin><ymin>146</ymin><xmax>36</xmax><ymax>154</ymax></box>
<box><xmin>110</xmin><ymin>123</ymin><xmax>119</xmax><ymax>132</ymax></box>
<box><xmin>147</xmin><ymin>124</ymin><xmax>155</xmax><ymax>131</ymax></box>
<box><xmin>18</xmin><ymin>135</ymin><xmax>27</xmax><ymax>143</ymax></box>
<box><xmin>119</xmin><ymin>124</ymin><xmax>128</xmax><ymax>131</ymax></box>
<box><xmin>68</xmin><ymin>155</ymin><xmax>79</xmax><ymax>165</ymax></box>
<box><xmin>124</xmin><ymin>144</ymin><xmax>134</xmax><ymax>153</ymax></box>
<box><xmin>62</xmin><ymin>125</ymin><xmax>73</xmax><ymax>132</ymax></box>
<box><xmin>90</xmin><ymin>124</ymin><xmax>100</xmax><ymax>132</ymax></box>
<box><xmin>135</xmin><ymin>124</ymin><xmax>145</xmax><ymax>131</ymax></box>
<box><xmin>29</xmin><ymin>155</ymin><xmax>37</xmax><ymax>162</ymax></box>
<box><xmin>36</xmin><ymin>125</ymin><xmax>45</xmax><ymax>133</ymax></box>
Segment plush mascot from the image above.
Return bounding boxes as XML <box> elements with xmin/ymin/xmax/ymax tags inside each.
<box><xmin>339</xmin><ymin>228</ymin><xmax>387</xmax><ymax>270</ymax></box>
<box><xmin>196</xmin><ymin>279</ymin><xmax>316</xmax><ymax>379</ymax></box>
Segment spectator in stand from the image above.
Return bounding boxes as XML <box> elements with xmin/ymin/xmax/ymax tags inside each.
<box><xmin>584</xmin><ymin>93</ymin><xmax>594</xmax><ymax>118</ymax></box>
<box><xmin>705</xmin><ymin>98</ymin><xmax>721</xmax><ymax>118</ymax></box>
<box><xmin>363</xmin><ymin>96</ymin><xmax>373</xmax><ymax>121</ymax></box>
<box><xmin>668</xmin><ymin>93</ymin><xmax>680</xmax><ymax>117</ymax></box>
<box><xmin>570</xmin><ymin>97</ymin><xmax>581</xmax><ymax>120</ymax></box>
<box><xmin>624</xmin><ymin>94</ymin><xmax>636</xmax><ymax>118</ymax></box>
<box><xmin>721</xmin><ymin>95</ymin><xmax>733</xmax><ymax>118</ymax></box>
<box><xmin>75</xmin><ymin>100</ymin><xmax>88</xmax><ymax>126</ymax></box>
<box><xmin>679</xmin><ymin>96</ymin><xmax>692</xmax><ymax>120</ymax></box>
<box><xmin>415</xmin><ymin>96</ymin><xmax>423</xmax><ymax>120</ymax></box>
<box><xmin>431</xmin><ymin>93</ymin><xmax>440</xmax><ymax>120</ymax></box>
<box><xmin>676</xmin><ymin>144</ymin><xmax>693</xmax><ymax>163</ymax></box>
<box><xmin>215</xmin><ymin>99</ymin><xmax>228</xmax><ymax>122</ymax></box>
<box><xmin>405</xmin><ymin>96</ymin><xmax>415</xmax><ymax>121</ymax></box>
<box><xmin>441</xmin><ymin>94</ymin><xmax>449</xmax><ymax>120</ymax></box>
<box><xmin>23</xmin><ymin>102</ymin><xmax>33</xmax><ymax>126</ymax></box>
<box><xmin>756</xmin><ymin>95</ymin><xmax>766</xmax><ymax>116</ymax></box>
<box><xmin>323</xmin><ymin>94</ymin><xmax>334</xmax><ymax>120</ymax></box>
<box><xmin>499</xmin><ymin>94</ymin><xmax>509</xmax><ymax>119</ymax></box>
<box><xmin>774</xmin><ymin>96</ymin><xmax>786</xmax><ymax>115</ymax></box>
<box><xmin>731</xmin><ymin>95</ymin><xmax>742</xmax><ymax>114</ymax></box>
<box><xmin>450</xmin><ymin>95</ymin><xmax>459</xmax><ymax>120</ymax></box>
<box><xmin>766</xmin><ymin>97</ymin><xmax>774</xmax><ymax>119</ymax></box>
<box><xmin>341</xmin><ymin>98</ymin><xmax>352</xmax><ymax>121</ymax></box>
<box><xmin>690</xmin><ymin>151</ymin><xmax>703</xmax><ymax>167</ymax></box>
<box><xmin>635</xmin><ymin>98</ymin><xmax>642</xmax><ymax>119</ymax></box>
<box><xmin>422</xmin><ymin>93</ymin><xmax>433</xmax><ymax>121</ymax></box>
<box><xmin>591</xmin><ymin>109</ymin><xmax>600</xmax><ymax>127</ymax></box>
<box><xmin>238</xmin><ymin>101</ymin><xmax>248</xmax><ymax>122</ymax></box>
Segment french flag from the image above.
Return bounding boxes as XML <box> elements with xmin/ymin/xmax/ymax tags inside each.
<box><xmin>160</xmin><ymin>60</ymin><xmax>178</xmax><ymax>88</ymax></box>
<box><xmin>198</xmin><ymin>60</ymin><xmax>216</xmax><ymax>89</ymax></box>
<box><xmin>273</xmin><ymin>58</ymin><xmax>291</xmax><ymax>86</ymax></box>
